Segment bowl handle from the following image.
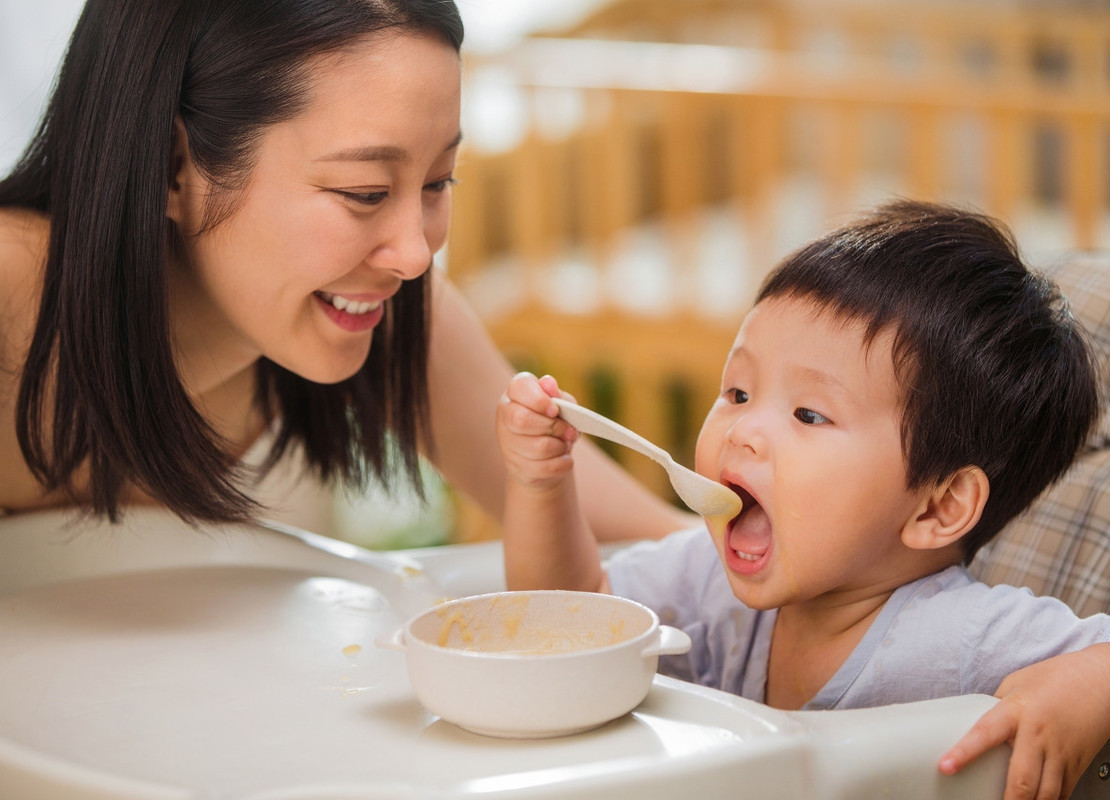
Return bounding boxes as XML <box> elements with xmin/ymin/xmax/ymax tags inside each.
<box><xmin>374</xmin><ymin>626</ymin><xmax>407</xmax><ymax>652</ymax></box>
<box><xmin>641</xmin><ymin>625</ymin><xmax>692</xmax><ymax>658</ymax></box>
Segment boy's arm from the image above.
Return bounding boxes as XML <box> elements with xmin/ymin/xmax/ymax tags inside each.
<box><xmin>939</xmin><ymin>641</ymin><xmax>1110</xmax><ymax>800</ymax></box>
<box><xmin>425</xmin><ymin>274</ymin><xmax>697</xmax><ymax>542</ymax></box>
<box><xmin>497</xmin><ymin>372</ymin><xmax>607</xmax><ymax>593</ymax></box>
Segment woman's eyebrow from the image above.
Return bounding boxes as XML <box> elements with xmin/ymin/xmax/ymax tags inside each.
<box><xmin>317</xmin><ymin>144</ymin><xmax>407</xmax><ymax>163</ymax></box>
<box><xmin>316</xmin><ymin>131</ymin><xmax>463</xmax><ymax>163</ymax></box>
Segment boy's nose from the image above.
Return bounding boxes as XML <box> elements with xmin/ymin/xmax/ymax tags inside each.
<box><xmin>726</xmin><ymin>414</ymin><xmax>767</xmax><ymax>457</ymax></box>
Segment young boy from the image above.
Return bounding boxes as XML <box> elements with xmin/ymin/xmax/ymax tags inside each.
<box><xmin>497</xmin><ymin>201</ymin><xmax>1110</xmax><ymax>797</ymax></box>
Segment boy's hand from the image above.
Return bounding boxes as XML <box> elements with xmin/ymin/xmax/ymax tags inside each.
<box><xmin>939</xmin><ymin>643</ymin><xmax>1110</xmax><ymax>799</ymax></box>
<box><xmin>496</xmin><ymin>372</ymin><xmax>580</xmax><ymax>491</ymax></box>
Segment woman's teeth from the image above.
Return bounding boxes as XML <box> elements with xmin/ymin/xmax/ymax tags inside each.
<box><xmin>317</xmin><ymin>291</ymin><xmax>381</xmax><ymax>315</ymax></box>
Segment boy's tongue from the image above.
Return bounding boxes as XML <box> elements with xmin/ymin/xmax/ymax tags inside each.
<box><xmin>728</xmin><ymin>503</ymin><xmax>771</xmax><ymax>559</ymax></box>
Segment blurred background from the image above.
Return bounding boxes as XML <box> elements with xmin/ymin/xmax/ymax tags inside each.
<box><xmin>4</xmin><ymin>0</ymin><xmax>1109</xmax><ymax>548</ymax></box>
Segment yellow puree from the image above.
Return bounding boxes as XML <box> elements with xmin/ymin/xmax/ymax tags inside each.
<box><xmin>705</xmin><ymin>509</ymin><xmax>735</xmax><ymax>544</ymax></box>
<box><xmin>434</xmin><ymin>596</ymin><xmax>634</xmax><ymax>655</ymax></box>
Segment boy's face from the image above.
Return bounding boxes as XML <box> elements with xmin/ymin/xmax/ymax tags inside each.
<box><xmin>696</xmin><ymin>295</ymin><xmax>933</xmax><ymax>612</ymax></box>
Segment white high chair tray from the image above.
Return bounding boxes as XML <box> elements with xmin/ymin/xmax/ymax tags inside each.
<box><xmin>0</xmin><ymin>509</ymin><xmax>1005</xmax><ymax>800</ymax></box>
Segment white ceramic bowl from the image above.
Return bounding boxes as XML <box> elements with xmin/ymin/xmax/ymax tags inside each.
<box><xmin>379</xmin><ymin>590</ymin><xmax>692</xmax><ymax>738</ymax></box>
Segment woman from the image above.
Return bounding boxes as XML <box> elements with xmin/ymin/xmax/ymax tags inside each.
<box><xmin>0</xmin><ymin>0</ymin><xmax>692</xmax><ymax>540</ymax></box>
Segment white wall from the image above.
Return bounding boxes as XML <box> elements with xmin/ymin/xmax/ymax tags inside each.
<box><xmin>0</xmin><ymin>0</ymin><xmax>602</xmax><ymax>175</ymax></box>
<box><xmin>0</xmin><ymin>0</ymin><xmax>85</xmax><ymax>174</ymax></box>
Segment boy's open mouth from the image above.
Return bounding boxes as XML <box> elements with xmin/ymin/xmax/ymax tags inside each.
<box><xmin>726</xmin><ymin>483</ymin><xmax>771</xmax><ymax>563</ymax></box>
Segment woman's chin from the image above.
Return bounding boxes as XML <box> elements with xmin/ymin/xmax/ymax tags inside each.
<box><xmin>272</xmin><ymin>350</ymin><xmax>369</xmax><ymax>385</ymax></box>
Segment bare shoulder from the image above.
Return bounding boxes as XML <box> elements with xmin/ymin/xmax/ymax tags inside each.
<box><xmin>0</xmin><ymin>206</ymin><xmax>54</xmax><ymax>512</ymax></box>
<box><xmin>0</xmin><ymin>206</ymin><xmax>48</xmax><ymax>365</ymax></box>
<box><xmin>0</xmin><ymin>206</ymin><xmax>49</xmax><ymax>262</ymax></box>
<box><xmin>0</xmin><ymin>207</ymin><xmax>48</xmax><ymax>336</ymax></box>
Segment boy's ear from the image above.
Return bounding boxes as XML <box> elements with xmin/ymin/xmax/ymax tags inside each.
<box><xmin>901</xmin><ymin>466</ymin><xmax>989</xmax><ymax>551</ymax></box>
<box><xmin>166</xmin><ymin>116</ymin><xmax>202</xmax><ymax>228</ymax></box>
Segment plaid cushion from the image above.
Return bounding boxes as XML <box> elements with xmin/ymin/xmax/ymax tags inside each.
<box><xmin>970</xmin><ymin>251</ymin><xmax>1110</xmax><ymax>615</ymax></box>
<box><xmin>972</xmin><ymin>447</ymin><xmax>1110</xmax><ymax>616</ymax></box>
<box><xmin>1044</xmin><ymin>251</ymin><xmax>1110</xmax><ymax>448</ymax></box>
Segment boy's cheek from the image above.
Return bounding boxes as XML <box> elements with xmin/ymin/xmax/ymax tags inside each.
<box><xmin>693</xmin><ymin>417</ymin><xmax>724</xmax><ymax>477</ymax></box>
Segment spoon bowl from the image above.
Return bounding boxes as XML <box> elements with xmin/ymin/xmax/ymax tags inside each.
<box><xmin>552</xmin><ymin>398</ymin><xmax>742</xmax><ymax>521</ymax></box>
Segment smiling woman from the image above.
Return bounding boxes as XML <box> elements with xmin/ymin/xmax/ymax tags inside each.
<box><xmin>0</xmin><ymin>0</ymin><xmax>462</xmax><ymax>523</ymax></box>
<box><xmin>0</xmin><ymin>0</ymin><xmax>694</xmax><ymax>547</ymax></box>
<box><xmin>166</xmin><ymin>29</ymin><xmax>461</xmax><ymax>389</ymax></box>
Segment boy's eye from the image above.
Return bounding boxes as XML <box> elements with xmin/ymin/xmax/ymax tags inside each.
<box><xmin>728</xmin><ymin>389</ymin><xmax>749</xmax><ymax>405</ymax></box>
<box><xmin>795</xmin><ymin>407</ymin><xmax>831</xmax><ymax>425</ymax></box>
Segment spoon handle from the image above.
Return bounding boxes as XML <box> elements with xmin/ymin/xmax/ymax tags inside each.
<box><xmin>551</xmin><ymin>398</ymin><xmax>672</xmax><ymax>466</ymax></box>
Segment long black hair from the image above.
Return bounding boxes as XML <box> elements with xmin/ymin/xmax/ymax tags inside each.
<box><xmin>0</xmin><ymin>0</ymin><xmax>464</xmax><ymax>522</ymax></box>
<box><xmin>758</xmin><ymin>200</ymin><xmax>1099</xmax><ymax>561</ymax></box>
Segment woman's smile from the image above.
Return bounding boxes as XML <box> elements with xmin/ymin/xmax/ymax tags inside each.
<box><xmin>315</xmin><ymin>290</ymin><xmax>384</xmax><ymax>316</ymax></box>
<box><xmin>314</xmin><ymin>290</ymin><xmax>388</xmax><ymax>332</ymax></box>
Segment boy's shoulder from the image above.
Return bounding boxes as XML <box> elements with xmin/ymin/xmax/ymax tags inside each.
<box><xmin>847</xmin><ymin>565</ymin><xmax>1110</xmax><ymax>705</ymax></box>
<box><xmin>890</xmin><ymin>565</ymin><xmax>1104</xmax><ymax>636</ymax></box>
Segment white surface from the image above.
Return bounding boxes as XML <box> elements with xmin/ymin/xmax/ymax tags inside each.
<box><xmin>0</xmin><ymin>508</ymin><xmax>1011</xmax><ymax>799</ymax></box>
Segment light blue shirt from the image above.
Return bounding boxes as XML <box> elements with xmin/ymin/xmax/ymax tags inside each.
<box><xmin>605</xmin><ymin>527</ymin><xmax>1110</xmax><ymax>710</ymax></box>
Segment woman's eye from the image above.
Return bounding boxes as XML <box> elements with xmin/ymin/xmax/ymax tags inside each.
<box><xmin>424</xmin><ymin>177</ymin><xmax>457</xmax><ymax>193</ymax></box>
<box><xmin>338</xmin><ymin>190</ymin><xmax>388</xmax><ymax>206</ymax></box>
<box><xmin>795</xmin><ymin>408</ymin><xmax>831</xmax><ymax>425</ymax></box>
<box><xmin>728</xmin><ymin>389</ymin><xmax>749</xmax><ymax>405</ymax></box>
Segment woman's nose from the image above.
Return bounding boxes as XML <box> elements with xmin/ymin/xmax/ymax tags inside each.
<box><xmin>372</xmin><ymin>198</ymin><xmax>434</xmax><ymax>280</ymax></box>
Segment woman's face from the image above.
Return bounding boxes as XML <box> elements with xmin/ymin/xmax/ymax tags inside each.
<box><xmin>169</xmin><ymin>30</ymin><xmax>461</xmax><ymax>389</ymax></box>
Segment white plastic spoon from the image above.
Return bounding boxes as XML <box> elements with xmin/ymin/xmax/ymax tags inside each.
<box><xmin>552</xmin><ymin>398</ymin><xmax>742</xmax><ymax>521</ymax></box>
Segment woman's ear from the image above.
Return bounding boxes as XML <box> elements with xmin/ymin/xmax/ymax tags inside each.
<box><xmin>166</xmin><ymin>117</ymin><xmax>201</xmax><ymax>228</ymax></box>
<box><xmin>901</xmin><ymin>466</ymin><xmax>989</xmax><ymax>551</ymax></box>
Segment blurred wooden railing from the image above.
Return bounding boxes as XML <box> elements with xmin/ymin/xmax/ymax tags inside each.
<box><xmin>561</xmin><ymin>0</ymin><xmax>1110</xmax><ymax>91</ymax></box>
<box><xmin>768</xmin><ymin>0</ymin><xmax>1109</xmax><ymax>88</ymax></box>
<box><xmin>441</xmin><ymin>20</ymin><xmax>1110</xmax><ymax>539</ymax></box>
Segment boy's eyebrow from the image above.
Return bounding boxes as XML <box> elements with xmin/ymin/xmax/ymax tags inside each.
<box><xmin>794</xmin><ymin>365</ymin><xmax>852</xmax><ymax>397</ymax></box>
<box><xmin>725</xmin><ymin>348</ymin><xmax>852</xmax><ymax>396</ymax></box>
<box><xmin>316</xmin><ymin>131</ymin><xmax>464</xmax><ymax>163</ymax></box>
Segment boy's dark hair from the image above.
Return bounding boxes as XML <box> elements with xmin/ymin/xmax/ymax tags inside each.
<box><xmin>0</xmin><ymin>0</ymin><xmax>463</xmax><ymax>522</ymax></box>
<box><xmin>757</xmin><ymin>200</ymin><xmax>1100</xmax><ymax>562</ymax></box>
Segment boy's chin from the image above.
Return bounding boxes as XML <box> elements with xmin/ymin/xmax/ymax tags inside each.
<box><xmin>716</xmin><ymin>554</ymin><xmax>782</xmax><ymax>610</ymax></box>
<box><xmin>725</xmin><ymin>581</ymin><xmax>781</xmax><ymax>611</ymax></box>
